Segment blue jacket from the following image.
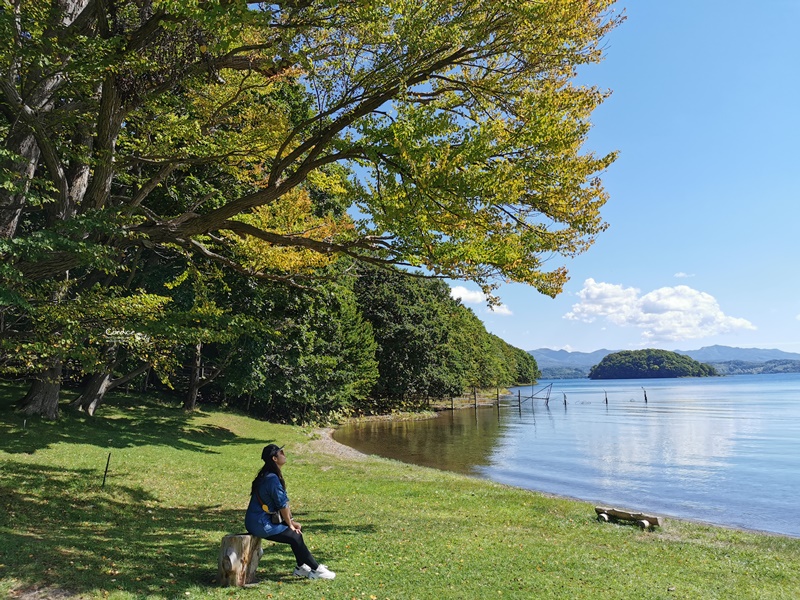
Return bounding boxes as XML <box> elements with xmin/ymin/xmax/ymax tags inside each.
<box><xmin>244</xmin><ymin>472</ymin><xmax>289</xmax><ymax>537</ymax></box>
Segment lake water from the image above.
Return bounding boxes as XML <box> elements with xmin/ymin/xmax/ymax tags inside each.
<box><xmin>334</xmin><ymin>373</ymin><xmax>800</xmax><ymax>537</ymax></box>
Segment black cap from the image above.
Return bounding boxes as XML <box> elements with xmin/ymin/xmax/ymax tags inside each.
<box><xmin>261</xmin><ymin>444</ymin><xmax>284</xmax><ymax>461</ymax></box>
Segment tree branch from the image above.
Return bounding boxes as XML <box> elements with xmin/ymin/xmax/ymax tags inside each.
<box><xmin>63</xmin><ymin>0</ymin><xmax>99</xmax><ymax>36</ymax></box>
<box><xmin>180</xmin><ymin>238</ymin><xmax>314</xmax><ymax>286</ymax></box>
<box><xmin>129</xmin><ymin>163</ymin><xmax>178</xmax><ymax>207</ymax></box>
<box><xmin>107</xmin><ymin>361</ymin><xmax>151</xmax><ymax>391</ymax></box>
<box><xmin>0</xmin><ymin>79</ymin><xmax>70</xmax><ymax>208</ymax></box>
<box><xmin>219</xmin><ymin>220</ymin><xmax>406</xmax><ymax>268</ymax></box>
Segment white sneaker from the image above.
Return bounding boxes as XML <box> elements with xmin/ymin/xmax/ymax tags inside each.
<box><xmin>293</xmin><ymin>564</ymin><xmax>312</xmax><ymax>578</ymax></box>
<box><xmin>309</xmin><ymin>564</ymin><xmax>336</xmax><ymax>580</ymax></box>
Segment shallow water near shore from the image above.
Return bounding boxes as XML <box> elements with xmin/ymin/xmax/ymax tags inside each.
<box><xmin>335</xmin><ymin>373</ymin><xmax>800</xmax><ymax>537</ymax></box>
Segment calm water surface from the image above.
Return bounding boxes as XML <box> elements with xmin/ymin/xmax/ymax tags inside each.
<box><xmin>335</xmin><ymin>373</ymin><xmax>800</xmax><ymax>537</ymax></box>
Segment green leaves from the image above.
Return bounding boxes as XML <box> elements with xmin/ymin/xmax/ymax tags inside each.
<box><xmin>4</xmin><ymin>0</ymin><xmax>620</xmax><ymax>291</ymax></box>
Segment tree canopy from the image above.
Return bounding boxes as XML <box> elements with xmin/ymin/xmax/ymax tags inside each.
<box><xmin>588</xmin><ymin>350</ymin><xmax>718</xmax><ymax>380</ymax></box>
<box><xmin>0</xmin><ymin>0</ymin><xmax>618</xmax><ymax>418</ymax></box>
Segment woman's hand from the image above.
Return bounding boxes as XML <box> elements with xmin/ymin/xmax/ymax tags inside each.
<box><xmin>288</xmin><ymin>519</ymin><xmax>302</xmax><ymax>532</ymax></box>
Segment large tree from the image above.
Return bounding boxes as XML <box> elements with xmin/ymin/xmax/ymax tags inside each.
<box><xmin>215</xmin><ymin>271</ymin><xmax>379</xmax><ymax>422</ymax></box>
<box><xmin>1</xmin><ymin>0</ymin><xmax>620</xmax><ymax>417</ymax></box>
<box><xmin>354</xmin><ymin>264</ymin><xmax>462</xmax><ymax>403</ymax></box>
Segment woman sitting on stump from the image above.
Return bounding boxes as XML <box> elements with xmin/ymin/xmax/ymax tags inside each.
<box><xmin>245</xmin><ymin>444</ymin><xmax>336</xmax><ymax>580</ymax></box>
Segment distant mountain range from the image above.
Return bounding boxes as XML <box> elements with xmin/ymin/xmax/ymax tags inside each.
<box><xmin>675</xmin><ymin>345</ymin><xmax>800</xmax><ymax>363</ymax></box>
<box><xmin>529</xmin><ymin>345</ymin><xmax>800</xmax><ymax>379</ymax></box>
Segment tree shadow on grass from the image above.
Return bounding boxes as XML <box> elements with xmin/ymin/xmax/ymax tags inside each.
<box><xmin>0</xmin><ymin>382</ymin><xmax>264</xmax><ymax>456</ymax></box>
<box><xmin>290</xmin><ymin>509</ymin><xmax>378</xmax><ymax>538</ymax></box>
<box><xmin>0</xmin><ymin>463</ymin><xmax>369</xmax><ymax>597</ymax></box>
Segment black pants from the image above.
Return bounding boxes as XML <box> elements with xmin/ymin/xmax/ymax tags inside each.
<box><xmin>265</xmin><ymin>528</ymin><xmax>319</xmax><ymax>570</ymax></box>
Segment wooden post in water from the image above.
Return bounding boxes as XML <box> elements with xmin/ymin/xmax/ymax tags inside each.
<box><xmin>563</xmin><ymin>392</ymin><xmax>567</xmax><ymax>406</ymax></box>
<box><xmin>473</xmin><ymin>386</ymin><xmax>477</xmax><ymax>408</ymax></box>
<box><xmin>642</xmin><ymin>387</ymin><xmax>648</xmax><ymax>403</ymax></box>
<box><xmin>518</xmin><ymin>390</ymin><xmax>521</xmax><ymax>409</ymax></box>
<box><xmin>604</xmin><ymin>390</ymin><xmax>608</xmax><ymax>404</ymax></box>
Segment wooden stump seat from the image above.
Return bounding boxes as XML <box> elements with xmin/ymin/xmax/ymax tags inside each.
<box><xmin>218</xmin><ymin>533</ymin><xmax>263</xmax><ymax>586</ymax></box>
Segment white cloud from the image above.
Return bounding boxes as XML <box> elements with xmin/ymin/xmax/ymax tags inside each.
<box><xmin>450</xmin><ymin>285</ymin><xmax>512</xmax><ymax>316</ymax></box>
<box><xmin>674</xmin><ymin>272</ymin><xmax>695</xmax><ymax>278</ymax></box>
<box><xmin>450</xmin><ymin>285</ymin><xmax>485</xmax><ymax>304</ymax></box>
<box><xmin>564</xmin><ymin>278</ymin><xmax>756</xmax><ymax>342</ymax></box>
<box><xmin>489</xmin><ymin>304</ymin><xmax>513</xmax><ymax>316</ymax></box>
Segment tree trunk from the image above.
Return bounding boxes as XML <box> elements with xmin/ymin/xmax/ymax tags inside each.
<box><xmin>72</xmin><ymin>370</ymin><xmax>113</xmax><ymax>416</ymax></box>
<box><xmin>83</xmin><ymin>73</ymin><xmax>123</xmax><ymax>211</ymax></box>
<box><xmin>140</xmin><ymin>367</ymin><xmax>151</xmax><ymax>392</ymax></box>
<box><xmin>72</xmin><ymin>360</ymin><xmax>151</xmax><ymax>415</ymax></box>
<box><xmin>184</xmin><ymin>342</ymin><xmax>202</xmax><ymax>411</ymax></box>
<box><xmin>0</xmin><ymin>0</ymin><xmax>92</xmax><ymax>238</ymax></box>
<box><xmin>0</xmin><ymin>131</ymin><xmax>40</xmax><ymax>238</ymax></box>
<box><xmin>18</xmin><ymin>361</ymin><xmax>63</xmax><ymax>420</ymax></box>
<box><xmin>218</xmin><ymin>534</ymin><xmax>262</xmax><ymax>587</ymax></box>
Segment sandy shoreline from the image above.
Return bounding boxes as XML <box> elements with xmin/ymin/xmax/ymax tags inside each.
<box><xmin>310</xmin><ymin>427</ymin><xmax>369</xmax><ymax>460</ymax></box>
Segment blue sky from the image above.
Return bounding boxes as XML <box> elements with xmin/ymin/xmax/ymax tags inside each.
<box><xmin>450</xmin><ymin>1</ymin><xmax>800</xmax><ymax>353</ymax></box>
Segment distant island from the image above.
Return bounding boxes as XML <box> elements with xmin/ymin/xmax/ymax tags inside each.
<box><xmin>530</xmin><ymin>345</ymin><xmax>800</xmax><ymax>379</ymax></box>
<box><xmin>588</xmin><ymin>349</ymin><xmax>718</xmax><ymax>380</ymax></box>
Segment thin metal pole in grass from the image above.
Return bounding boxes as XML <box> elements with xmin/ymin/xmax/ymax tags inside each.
<box><xmin>102</xmin><ymin>452</ymin><xmax>111</xmax><ymax>487</ymax></box>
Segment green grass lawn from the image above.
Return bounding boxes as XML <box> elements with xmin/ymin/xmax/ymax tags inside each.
<box><xmin>1</xmin><ymin>381</ymin><xmax>798</xmax><ymax>599</ymax></box>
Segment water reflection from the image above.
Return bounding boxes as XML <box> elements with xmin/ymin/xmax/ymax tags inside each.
<box><xmin>334</xmin><ymin>408</ymin><xmax>505</xmax><ymax>474</ymax></box>
<box><xmin>335</xmin><ymin>374</ymin><xmax>800</xmax><ymax>537</ymax></box>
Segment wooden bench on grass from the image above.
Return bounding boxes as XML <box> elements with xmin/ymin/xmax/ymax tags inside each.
<box><xmin>595</xmin><ymin>506</ymin><xmax>664</xmax><ymax>530</ymax></box>
<box><xmin>218</xmin><ymin>534</ymin><xmax>263</xmax><ymax>587</ymax></box>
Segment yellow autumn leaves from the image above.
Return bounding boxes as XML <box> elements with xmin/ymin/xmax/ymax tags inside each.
<box><xmin>231</xmin><ymin>187</ymin><xmax>355</xmax><ymax>274</ymax></box>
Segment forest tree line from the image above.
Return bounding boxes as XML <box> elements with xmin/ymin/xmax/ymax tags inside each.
<box><xmin>2</xmin><ymin>253</ymin><xmax>539</xmax><ymax>422</ymax></box>
<box><xmin>143</xmin><ymin>255</ymin><xmax>540</xmax><ymax>422</ymax></box>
